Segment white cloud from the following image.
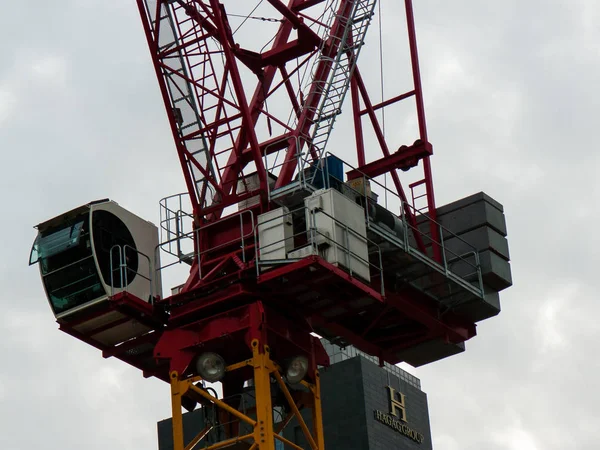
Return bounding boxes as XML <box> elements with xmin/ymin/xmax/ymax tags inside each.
<box><xmin>2</xmin><ymin>1</ymin><xmax>600</xmax><ymax>450</ymax></box>
<box><xmin>30</xmin><ymin>54</ymin><xmax>68</xmax><ymax>84</ymax></box>
<box><xmin>491</xmin><ymin>427</ymin><xmax>540</xmax><ymax>450</ymax></box>
<box><xmin>535</xmin><ymin>283</ymin><xmax>577</xmax><ymax>353</ymax></box>
<box><xmin>433</xmin><ymin>435</ymin><xmax>460</xmax><ymax>450</ymax></box>
<box><xmin>0</xmin><ymin>87</ymin><xmax>17</xmax><ymax>124</ymax></box>
<box><xmin>490</xmin><ymin>161</ymin><xmax>545</xmax><ymax>192</ymax></box>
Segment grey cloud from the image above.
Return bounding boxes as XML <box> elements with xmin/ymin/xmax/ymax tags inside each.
<box><xmin>2</xmin><ymin>1</ymin><xmax>598</xmax><ymax>449</ymax></box>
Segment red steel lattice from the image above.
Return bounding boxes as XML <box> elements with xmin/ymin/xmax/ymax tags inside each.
<box><xmin>136</xmin><ymin>0</ymin><xmax>437</xmax><ymax>226</ymax></box>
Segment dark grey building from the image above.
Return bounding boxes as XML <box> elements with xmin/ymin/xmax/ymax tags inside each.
<box><xmin>158</xmin><ymin>342</ymin><xmax>433</xmax><ymax>450</ymax></box>
<box><xmin>283</xmin><ymin>341</ymin><xmax>432</xmax><ymax>450</ymax></box>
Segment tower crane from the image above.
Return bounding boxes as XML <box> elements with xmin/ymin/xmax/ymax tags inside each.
<box><xmin>29</xmin><ymin>1</ymin><xmax>512</xmax><ymax>449</ymax></box>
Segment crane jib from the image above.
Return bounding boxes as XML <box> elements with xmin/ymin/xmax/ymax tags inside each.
<box><xmin>136</xmin><ymin>0</ymin><xmax>391</xmax><ymax>222</ymax></box>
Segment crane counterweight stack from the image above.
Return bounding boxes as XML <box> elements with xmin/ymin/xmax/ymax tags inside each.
<box><xmin>30</xmin><ymin>1</ymin><xmax>512</xmax><ymax>449</ymax></box>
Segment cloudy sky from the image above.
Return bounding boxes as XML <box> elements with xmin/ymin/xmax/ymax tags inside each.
<box><xmin>1</xmin><ymin>1</ymin><xmax>598</xmax><ymax>449</ymax></box>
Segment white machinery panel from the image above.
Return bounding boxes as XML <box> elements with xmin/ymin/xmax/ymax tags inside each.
<box><xmin>90</xmin><ymin>201</ymin><xmax>162</xmax><ymax>305</ymax></box>
<box><xmin>304</xmin><ymin>188</ymin><xmax>370</xmax><ymax>281</ymax></box>
<box><xmin>258</xmin><ymin>206</ymin><xmax>294</xmax><ymax>269</ymax></box>
<box><xmin>237</xmin><ymin>172</ymin><xmax>277</xmax><ymax>210</ymax></box>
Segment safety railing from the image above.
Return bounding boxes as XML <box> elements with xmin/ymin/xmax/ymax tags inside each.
<box><xmin>264</xmin><ymin>136</ymin><xmax>306</xmax><ymax>202</ymax></box>
<box><xmin>157</xmin><ymin>198</ymin><xmax>257</xmax><ymax>281</ymax></box>
<box><xmin>109</xmin><ymin>244</ymin><xmax>155</xmax><ymax>303</ymax></box>
<box><xmin>263</xmin><ymin>135</ymin><xmax>334</xmax><ymax>203</ymax></box>
<box><xmin>260</xmin><ymin>138</ymin><xmax>483</xmax><ymax>297</ymax></box>
<box><xmin>323</xmin><ymin>152</ymin><xmax>484</xmax><ymax>298</ymax></box>
<box><xmin>159</xmin><ymin>192</ymin><xmax>195</xmax><ymax>263</ymax></box>
<box><xmin>255</xmin><ymin>205</ymin><xmax>385</xmax><ymax>296</ymax></box>
<box><xmin>437</xmin><ymin>225</ymin><xmax>484</xmax><ymax>292</ymax></box>
<box><xmin>195</xmin><ymin>209</ymin><xmax>257</xmax><ymax>280</ymax></box>
<box><xmin>266</xmin><ymin>149</ymin><xmax>484</xmax><ymax>299</ymax></box>
<box><xmin>157</xmin><ymin>155</ymin><xmax>482</xmax><ymax>301</ymax></box>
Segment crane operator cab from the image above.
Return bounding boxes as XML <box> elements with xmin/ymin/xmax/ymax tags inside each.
<box><xmin>29</xmin><ymin>199</ymin><xmax>162</xmax><ymax>347</ymax></box>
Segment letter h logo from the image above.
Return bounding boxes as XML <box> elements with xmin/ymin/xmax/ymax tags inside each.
<box><xmin>387</xmin><ymin>386</ymin><xmax>407</xmax><ymax>422</ymax></box>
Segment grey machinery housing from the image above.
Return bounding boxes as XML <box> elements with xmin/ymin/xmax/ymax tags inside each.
<box><xmin>253</xmin><ymin>165</ymin><xmax>511</xmax><ymax>366</ymax></box>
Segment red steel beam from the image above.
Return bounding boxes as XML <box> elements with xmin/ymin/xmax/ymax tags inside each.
<box><xmin>218</xmin><ymin>0</ymin><xmax>305</xmax><ymax>207</ymax></box>
<box><xmin>359</xmin><ymin>90</ymin><xmax>415</xmax><ymax>116</ymax></box>
<box><xmin>347</xmin><ymin>141</ymin><xmax>432</xmax><ymax>180</ymax></box>
<box><xmin>351</xmin><ymin>76</ymin><xmax>366</xmax><ymax>166</ymax></box>
<box><xmin>264</xmin><ymin>0</ymin><xmax>322</xmax><ymax>43</ymax></box>
<box><xmin>136</xmin><ymin>0</ymin><xmax>200</xmax><ymax>212</ymax></box>
<box><xmin>209</xmin><ymin>0</ymin><xmax>267</xmax><ymax>192</ymax></box>
<box><xmin>404</xmin><ymin>0</ymin><xmax>441</xmax><ymax>261</ymax></box>
<box><xmin>275</xmin><ymin>0</ymin><xmax>357</xmax><ymax>188</ymax></box>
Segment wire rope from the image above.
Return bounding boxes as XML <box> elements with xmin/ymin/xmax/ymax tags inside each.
<box><xmin>378</xmin><ymin>0</ymin><xmax>385</xmax><ymax>136</ymax></box>
<box><xmin>232</xmin><ymin>0</ymin><xmax>265</xmax><ymax>35</ymax></box>
<box><xmin>377</xmin><ymin>0</ymin><xmax>389</xmax><ymax>208</ymax></box>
